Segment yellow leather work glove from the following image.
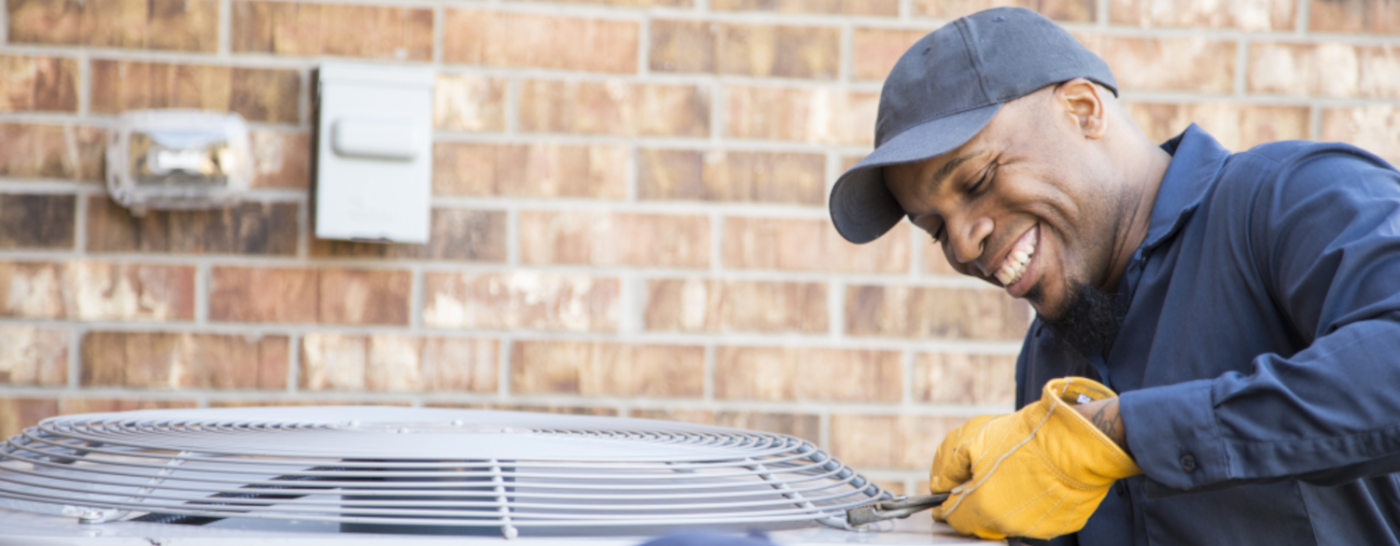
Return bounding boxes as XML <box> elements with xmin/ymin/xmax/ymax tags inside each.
<box><xmin>928</xmin><ymin>377</ymin><xmax>1142</xmax><ymax>540</ymax></box>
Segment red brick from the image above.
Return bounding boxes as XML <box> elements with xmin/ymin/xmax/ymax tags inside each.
<box><xmin>423</xmin><ymin>272</ymin><xmax>621</xmax><ymax>332</ymax></box>
<box><xmin>520</xmin><ymin>80</ymin><xmax>710</xmax><ymax>137</ymax></box>
<box><xmin>298</xmin><ymin>334</ymin><xmax>366</xmax><ymax>391</ymax></box>
<box><xmin>251</xmin><ymin>130</ymin><xmax>311</xmax><ymax>189</ymax></box>
<box><xmin>0</xmin><ymin>398</ymin><xmax>59</xmax><ymax>439</ymax></box>
<box><xmin>58</xmin><ymin>398</ymin><xmax>198</xmax><ymax>415</ymax></box>
<box><xmin>421</xmin><ymin>337</ymin><xmax>499</xmax><ymax>392</ymax></box>
<box><xmin>1111</xmin><ymin>0</ymin><xmax>1295</xmax><ymax>30</ymax></box>
<box><xmin>212</xmin><ymin>399</ymin><xmax>412</xmax><ymax>408</ymax></box>
<box><xmin>922</xmin><ymin>241</ymin><xmax>962</xmax><ymax>276</ymax></box>
<box><xmin>232</xmin><ymin>1</ymin><xmax>433</xmax><ymax>60</ymax></box>
<box><xmin>1322</xmin><ymin>107</ymin><xmax>1400</xmax><ymax>165</ymax></box>
<box><xmin>913</xmin><ymin>352</ymin><xmax>1017</xmax><ymax>406</ymax></box>
<box><xmin>1124</xmin><ymin>102</ymin><xmax>1310</xmax><ymax>151</ymax></box>
<box><xmin>520</xmin><ymin>211</ymin><xmax>711</xmax><ymax>268</ymax></box>
<box><xmin>0</xmin><ymin>124</ymin><xmax>104</xmax><ymax>181</ymax></box>
<box><xmin>0</xmin><ymin>55</ymin><xmax>77</xmax><ymax>112</ymax></box>
<box><xmin>476</xmin><ymin>404</ymin><xmax>619</xmax><ymax>417</ymax></box>
<box><xmin>637</xmin><ymin>149</ymin><xmax>825</xmax><ymax>205</ymax></box>
<box><xmin>1249</xmin><ymin>43</ymin><xmax>1400</xmax><ymax>99</ymax></box>
<box><xmin>712</xmin><ymin>0</ymin><xmax>898</xmax><ymax>15</ymax></box>
<box><xmin>1309</xmin><ymin>0</ymin><xmax>1400</xmax><ymax>34</ymax></box>
<box><xmin>70</xmin><ymin>262</ymin><xmax>196</xmax><ymax>321</ymax></box>
<box><xmin>434</xmin><ymin>75</ymin><xmax>508</xmax><ymax>132</ymax></box>
<box><xmin>725</xmin><ymin>85</ymin><xmax>878</xmax><ymax>144</ymax></box>
<box><xmin>512</xmin><ymin>341</ymin><xmax>705</xmax><ymax>397</ymax></box>
<box><xmin>86</xmin><ymin>197</ymin><xmax>298</xmax><ymax>256</ymax></box>
<box><xmin>723</xmin><ymin>217</ymin><xmax>910</xmax><ymax>273</ymax></box>
<box><xmin>645</xmin><ymin>279</ymin><xmax>828</xmax><ymax>333</ymax></box>
<box><xmin>80</xmin><ymin>331</ymin><xmax>288</xmax><ymax>389</ymax></box>
<box><xmin>830</xmin><ymin>414</ymin><xmax>970</xmax><ymax>469</ymax></box>
<box><xmin>0</xmin><ymin>194</ymin><xmax>75</xmax><ymax>249</ymax></box>
<box><xmin>915</xmin><ymin>0</ymin><xmax>1095</xmax><ymax>21</ymax></box>
<box><xmin>0</xmin><ymin>262</ymin><xmax>65</xmax><ymax>319</ymax></box>
<box><xmin>434</xmin><ymin>142</ymin><xmax>627</xmax><ymax>198</ymax></box>
<box><xmin>445</xmin><ymin>10</ymin><xmax>638</xmax><ymax>73</ymax></box>
<box><xmin>210</xmin><ymin>267</ymin><xmax>319</xmax><ymax>324</ymax></box>
<box><xmin>0</xmin><ymin>326</ymin><xmax>69</xmax><ymax>386</ymax></box>
<box><xmin>715</xmin><ymin>411</ymin><xmax>822</xmax><ymax>443</ymax></box>
<box><xmin>1076</xmin><ymin>34</ymin><xmax>1236</xmax><ymax>94</ymax></box>
<box><xmin>309</xmin><ymin>209</ymin><xmax>508</xmax><ymax>262</ymax></box>
<box><xmin>846</xmin><ymin>285</ymin><xmax>1031</xmax><ymax>340</ymax></box>
<box><xmin>629</xmin><ymin>408</ymin><xmax>716</xmax><ymax>425</ymax></box>
<box><xmin>650</xmin><ymin>20</ymin><xmax>840</xmax><ymax>79</ymax></box>
<box><xmin>318</xmin><ymin>269</ymin><xmax>412</xmax><ymax>326</ymax></box>
<box><xmin>8</xmin><ymin>0</ymin><xmax>218</xmax><ymax>51</ymax></box>
<box><xmin>715</xmin><ymin>347</ymin><xmax>902</xmax><ymax>402</ymax></box>
<box><xmin>90</xmin><ymin>60</ymin><xmax>301</xmax><ymax>123</ymax></box>
<box><xmin>851</xmin><ymin>28</ymin><xmax>927</xmax><ymax>82</ymax></box>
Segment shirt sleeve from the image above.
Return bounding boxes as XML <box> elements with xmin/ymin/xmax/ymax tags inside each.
<box><xmin>1121</xmin><ymin>148</ymin><xmax>1400</xmax><ymax>492</ymax></box>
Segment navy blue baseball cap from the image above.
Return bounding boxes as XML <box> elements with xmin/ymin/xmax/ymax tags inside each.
<box><xmin>829</xmin><ymin>7</ymin><xmax>1117</xmax><ymax>244</ymax></box>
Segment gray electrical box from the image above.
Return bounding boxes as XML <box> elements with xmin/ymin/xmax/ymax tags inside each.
<box><xmin>315</xmin><ymin>63</ymin><xmax>434</xmax><ymax>243</ymax></box>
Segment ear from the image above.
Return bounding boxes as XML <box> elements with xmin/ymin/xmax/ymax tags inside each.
<box><xmin>1054</xmin><ymin>78</ymin><xmax>1108</xmax><ymax>140</ymax></box>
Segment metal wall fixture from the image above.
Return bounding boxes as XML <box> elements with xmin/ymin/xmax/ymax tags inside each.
<box><xmin>104</xmin><ymin>109</ymin><xmax>253</xmax><ymax>216</ymax></box>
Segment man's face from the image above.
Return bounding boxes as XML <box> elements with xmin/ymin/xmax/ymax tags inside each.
<box><xmin>883</xmin><ymin>86</ymin><xmax>1122</xmax><ymax>319</ymax></box>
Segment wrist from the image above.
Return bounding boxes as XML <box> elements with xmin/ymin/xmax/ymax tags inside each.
<box><xmin>1072</xmin><ymin>397</ymin><xmax>1130</xmax><ymax>455</ymax></box>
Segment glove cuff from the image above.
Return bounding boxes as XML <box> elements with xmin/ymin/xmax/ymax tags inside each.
<box><xmin>1042</xmin><ymin>377</ymin><xmax>1143</xmax><ymax>481</ymax></box>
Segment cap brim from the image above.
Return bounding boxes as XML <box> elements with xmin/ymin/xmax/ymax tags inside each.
<box><xmin>829</xmin><ymin>103</ymin><xmax>1003</xmax><ymax>244</ymax></box>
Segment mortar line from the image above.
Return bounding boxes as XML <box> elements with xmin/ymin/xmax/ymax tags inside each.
<box><xmin>1296</xmin><ymin>0</ymin><xmax>1310</xmax><ymax>35</ymax></box>
<box><xmin>1310</xmin><ymin>103</ymin><xmax>1323</xmax><ymax>141</ymax></box>
<box><xmin>218</xmin><ymin>0</ymin><xmax>232</xmax><ymax>56</ymax></box>
<box><xmin>710</xmin><ymin>79</ymin><xmax>724</xmax><ymax>144</ymax></box>
<box><xmin>637</xmin><ymin>12</ymin><xmax>651</xmax><ymax>76</ymax></box>
<box><xmin>710</xmin><ymin>213</ymin><xmax>724</xmax><ymax>272</ymax></box>
<box><xmin>72</xmin><ymin>186</ymin><xmax>89</xmax><ymax>254</ymax></box>
<box><xmin>1097</xmin><ymin>0</ymin><xmax>1110</xmax><ymax>27</ymax></box>
<box><xmin>76</xmin><ymin>51</ymin><xmax>91</xmax><ymax>117</ymax></box>
<box><xmin>433</xmin><ymin>3</ymin><xmax>445</xmax><ymax>65</ymax></box>
<box><xmin>703</xmin><ymin>344</ymin><xmax>715</xmax><ymax>401</ymax></box>
<box><xmin>899</xmin><ymin>0</ymin><xmax>912</xmax><ymax>19</ymax></box>
<box><xmin>195</xmin><ymin>263</ymin><xmax>210</xmax><ymax>324</ymax></box>
<box><xmin>819</xmin><ymin>412</ymin><xmax>831</xmax><ymax>450</ymax></box>
<box><xmin>505</xmin><ymin>77</ymin><xmax>520</xmax><ymax>135</ymax></box>
<box><xmin>499</xmin><ymin>335</ymin><xmax>513</xmax><ymax>397</ymax></box>
<box><xmin>299</xmin><ymin>68</ymin><xmax>312</xmax><ymax>128</ymax></box>
<box><xmin>506</xmin><ymin>207</ymin><xmax>520</xmax><ymax>265</ymax></box>
<box><xmin>1235</xmin><ymin>38</ymin><xmax>1249</xmax><ymax>98</ymax></box>
<box><xmin>409</xmin><ymin>265</ymin><xmax>425</xmax><ymax>329</ymax></box>
<box><xmin>828</xmin><ymin>280</ymin><xmax>845</xmax><ymax>339</ymax></box>
<box><xmin>296</xmin><ymin>195</ymin><xmax>310</xmax><ymax>259</ymax></box>
<box><xmin>901</xmin><ymin>350</ymin><xmax>914</xmax><ymax>406</ymax></box>
<box><xmin>67</xmin><ymin>328</ymin><xmax>82</xmax><ymax>390</ymax></box>
<box><xmin>839</xmin><ymin>22</ymin><xmax>853</xmax><ymax>84</ymax></box>
<box><xmin>626</xmin><ymin>145</ymin><xmax>639</xmax><ymax>202</ymax></box>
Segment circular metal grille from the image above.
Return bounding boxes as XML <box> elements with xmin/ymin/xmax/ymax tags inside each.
<box><xmin>0</xmin><ymin>407</ymin><xmax>888</xmax><ymax>537</ymax></box>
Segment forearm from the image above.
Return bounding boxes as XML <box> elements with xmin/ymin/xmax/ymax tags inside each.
<box><xmin>1073</xmin><ymin>397</ymin><xmax>1129</xmax><ymax>456</ymax></box>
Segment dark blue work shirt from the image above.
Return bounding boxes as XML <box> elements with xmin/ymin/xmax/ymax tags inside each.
<box><xmin>1017</xmin><ymin>125</ymin><xmax>1400</xmax><ymax>546</ymax></box>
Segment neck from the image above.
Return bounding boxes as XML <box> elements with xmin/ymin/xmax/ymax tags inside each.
<box><xmin>1102</xmin><ymin>138</ymin><xmax>1172</xmax><ymax>292</ymax></box>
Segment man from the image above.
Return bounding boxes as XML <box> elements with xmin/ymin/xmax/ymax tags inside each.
<box><xmin>830</xmin><ymin>7</ymin><xmax>1400</xmax><ymax>545</ymax></box>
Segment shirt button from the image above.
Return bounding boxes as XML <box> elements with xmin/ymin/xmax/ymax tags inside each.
<box><xmin>1180</xmin><ymin>453</ymin><xmax>1198</xmax><ymax>473</ymax></box>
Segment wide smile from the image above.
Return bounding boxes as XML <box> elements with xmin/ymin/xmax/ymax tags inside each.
<box><xmin>993</xmin><ymin>224</ymin><xmax>1040</xmax><ymax>298</ymax></box>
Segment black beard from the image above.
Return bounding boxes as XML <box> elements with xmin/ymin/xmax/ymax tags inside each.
<box><xmin>1039</xmin><ymin>282</ymin><xmax>1124</xmax><ymax>358</ymax></box>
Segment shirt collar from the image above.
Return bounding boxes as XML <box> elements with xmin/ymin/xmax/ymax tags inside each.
<box><xmin>1140</xmin><ymin>123</ymin><xmax>1231</xmax><ymax>251</ymax></box>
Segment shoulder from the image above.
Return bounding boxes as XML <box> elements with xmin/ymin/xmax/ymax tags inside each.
<box><xmin>1209</xmin><ymin>140</ymin><xmax>1400</xmax><ymax>216</ymax></box>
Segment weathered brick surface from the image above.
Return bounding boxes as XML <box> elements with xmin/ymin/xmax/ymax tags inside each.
<box><xmin>830</xmin><ymin>414</ymin><xmax>971</xmax><ymax>469</ymax></box>
<box><xmin>723</xmin><ymin>217</ymin><xmax>910</xmax><ymax>273</ymax></box>
<box><xmin>209</xmin><ymin>267</ymin><xmax>410</xmax><ymax>325</ymax></box>
<box><xmin>0</xmin><ymin>262</ymin><xmax>66</xmax><ymax>319</ymax></box>
<box><xmin>318</xmin><ymin>269</ymin><xmax>413</xmax><ymax>326</ymax></box>
<box><xmin>81</xmin><ymin>331</ymin><xmax>288</xmax><ymax>390</ymax></box>
<box><xmin>1309</xmin><ymin>0</ymin><xmax>1400</xmax><ymax>34</ymax></box>
<box><xmin>716</xmin><ymin>411</ymin><xmax>822</xmax><ymax>442</ymax></box>
<box><xmin>915</xmin><ymin>0</ymin><xmax>1096</xmax><ymax>22</ymax></box>
<box><xmin>644</xmin><ymin>279</ymin><xmax>828</xmax><ymax>333</ymax></box>
<box><xmin>1322</xmin><ymin>107</ymin><xmax>1400</xmax><ymax>164</ymax></box>
<box><xmin>8</xmin><ymin>0</ymin><xmax>219</xmax><ymax>51</ymax></box>
<box><xmin>922</xmin><ymin>242</ymin><xmax>962</xmax><ymax>276</ymax></box>
<box><xmin>59</xmin><ymin>398</ymin><xmax>199</xmax><ymax>414</ymax></box>
<box><xmin>434</xmin><ymin>143</ymin><xmax>627</xmax><ymax>199</ymax></box>
<box><xmin>434</xmin><ymin>75</ymin><xmax>508</xmax><ymax>132</ymax></box>
<box><xmin>0</xmin><ymin>124</ymin><xmax>104</xmax><ymax>181</ymax></box>
<box><xmin>726</xmin><ymin>85</ymin><xmax>878</xmax><ymax>144</ymax></box>
<box><xmin>446</xmin><ymin>11</ymin><xmax>638</xmax><ymax>73</ymax></box>
<box><xmin>0</xmin><ymin>326</ymin><xmax>69</xmax><ymax>386</ymax></box>
<box><xmin>851</xmin><ymin>28</ymin><xmax>927</xmax><ymax>82</ymax></box>
<box><xmin>0</xmin><ymin>55</ymin><xmax>78</xmax><ymax>112</ymax></box>
<box><xmin>1249</xmin><ymin>43</ymin><xmax>1400</xmax><ymax>99</ymax></box>
<box><xmin>87</xmin><ymin>197</ymin><xmax>298</xmax><ymax>256</ymax></box>
<box><xmin>0</xmin><ymin>398</ymin><xmax>59</xmax><ymax>439</ymax></box>
<box><xmin>233</xmin><ymin>1</ymin><xmax>433</xmax><ymax>60</ymax></box>
<box><xmin>0</xmin><ymin>194</ymin><xmax>75</xmax><ymax>250</ymax></box>
<box><xmin>521</xmin><ymin>80</ymin><xmax>710</xmax><ymax>137</ymax></box>
<box><xmin>629</xmin><ymin>408</ymin><xmax>716</xmax><ymax>425</ymax></box>
<box><xmin>712</xmin><ymin>0</ymin><xmax>898</xmax><ymax>15</ymax></box>
<box><xmin>1076</xmin><ymin>35</ymin><xmax>1237</xmax><ymax>93</ymax></box>
<box><xmin>309</xmin><ymin>209</ymin><xmax>508</xmax><ymax>262</ymax></box>
<box><xmin>91</xmin><ymin>60</ymin><xmax>301</xmax><ymax>123</ymax></box>
<box><xmin>423</xmin><ymin>272</ymin><xmax>621</xmax><ymax>331</ymax></box>
<box><xmin>300</xmin><ymin>334</ymin><xmax>498</xmax><ymax>392</ymax></box>
<box><xmin>511</xmin><ymin>341</ymin><xmax>705</xmax><ymax>397</ymax></box>
<box><xmin>650</xmin><ymin>20</ymin><xmax>840</xmax><ymax>79</ymax></box>
<box><xmin>1111</xmin><ymin>0</ymin><xmax>1295</xmax><ymax>30</ymax></box>
<box><xmin>1125</xmin><ymin>102</ymin><xmax>1311</xmax><ymax>151</ymax></box>
<box><xmin>846</xmin><ymin>285</ymin><xmax>1032</xmax><ymax>340</ymax></box>
<box><xmin>637</xmin><ymin>149</ymin><xmax>825</xmax><ymax>205</ymax></box>
<box><xmin>715</xmin><ymin>347</ymin><xmax>901</xmax><ymax>402</ymax></box>
<box><xmin>67</xmin><ymin>263</ymin><xmax>197</xmax><ymax>321</ymax></box>
<box><xmin>520</xmin><ymin>212</ymin><xmax>711</xmax><ymax>268</ymax></box>
<box><xmin>913</xmin><ymin>353</ymin><xmax>1018</xmax><ymax>406</ymax></box>
<box><xmin>250</xmin><ymin>130</ymin><xmax>311</xmax><ymax>189</ymax></box>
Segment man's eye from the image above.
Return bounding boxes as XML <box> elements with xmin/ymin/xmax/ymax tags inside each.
<box><xmin>971</xmin><ymin>165</ymin><xmax>995</xmax><ymax>194</ymax></box>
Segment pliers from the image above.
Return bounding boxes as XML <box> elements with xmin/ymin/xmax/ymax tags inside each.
<box><xmin>845</xmin><ymin>492</ymin><xmax>949</xmax><ymax>526</ymax></box>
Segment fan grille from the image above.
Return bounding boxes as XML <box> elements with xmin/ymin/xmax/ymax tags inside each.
<box><xmin>0</xmin><ymin>407</ymin><xmax>887</xmax><ymax>538</ymax></box>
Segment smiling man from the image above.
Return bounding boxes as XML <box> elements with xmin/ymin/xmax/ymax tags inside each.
<box><xmin>830</xmin><ymin>7</ymin><xmax>1400</xmax><ymax>546</ymax></box>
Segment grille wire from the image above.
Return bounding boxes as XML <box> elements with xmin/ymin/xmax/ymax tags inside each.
<box><xmin>0</xmin><ymin>407</ymin><xmax>889</xmax><ymax>538</ymax></box>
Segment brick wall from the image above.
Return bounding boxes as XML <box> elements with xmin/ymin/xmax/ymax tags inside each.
<box><xmin>1</xmin><ymin>0</ymin><xmax>1397</xmax><ymax>494</ymax></box>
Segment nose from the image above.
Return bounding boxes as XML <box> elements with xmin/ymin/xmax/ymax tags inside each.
<box><xmin>945</xmin><ymin>214</ymin><xmax>994</xmax><ymax>271</ymax></box>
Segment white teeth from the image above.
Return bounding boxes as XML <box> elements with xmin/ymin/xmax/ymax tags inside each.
<box><xmin>995</xmin><ymin>235</ymin><xmax>1037</xmax><ymax>287</ymax></box>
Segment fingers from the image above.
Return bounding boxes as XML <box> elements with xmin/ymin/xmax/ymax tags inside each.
<box><xmin>928</xmin><ymin>415</ymin><xmax>995</xmax><ymax>492</ymax></box>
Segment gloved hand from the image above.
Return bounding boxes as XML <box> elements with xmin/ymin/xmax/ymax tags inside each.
<box><xmin>928</xmin><ymin>377</ymin><xmax>1141</xmax><ymax>540</ymax></box>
